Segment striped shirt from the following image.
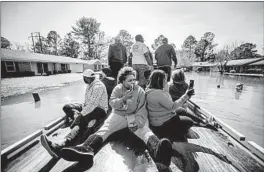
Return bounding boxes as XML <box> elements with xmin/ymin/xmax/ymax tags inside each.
<box><xmin>81</xmin><ymin>79</ymin><xmax>108</xmax><ymax>116</ymax></box>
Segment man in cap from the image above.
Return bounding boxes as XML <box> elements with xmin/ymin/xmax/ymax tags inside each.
<box><xmin>155</xmin><ymin>37</ymin><xmax>177</xmax><ymax>82</ymax></box>
<box><xmin>40</xmin><ymin>69</ymin><xmax>108</xmax><ymax>159</ymax></box>
<box><xmin>108</xmin><ymin>37</ymin><xmax>128</xmax><ymax>79</ymax></box>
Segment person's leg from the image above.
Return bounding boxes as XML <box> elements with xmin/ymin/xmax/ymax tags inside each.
<box><xmin>60</xmin><ymin>113</ymin><xmax>127</xmax><ymax>162</ymax></box>
<box><xmin>133</xmin><ymin>121</ymin><xmax>172</xmax><ymax>167</ymax></box>
<box><xmin>111</xmin><ymin>61</ymin><xmax>123</xmax><ymax>79</ymax></box>
<box><xmin>41</xmin><ymin>107</ymin><xmax>107</xmax><ymax>158</ymax></box>
<box><xmin>176</xmin><ymin>107</ymin><xmax>204</xmax><ymax>124</ymax></box>
<box><xmin>178</xmin><ymin>116</ymin><xmax>194</xmax><ymax>135</ymax></box>
<box><xmin>135</xmin><ymin>64</ymin><xmax>149</xmax><ymax>89</ymax></box>
<box><xmin>62</xmin><ymin>103</ymin><xmax>83</xmax><ymax>124</ymax></box>
<box><xmin>167</xmin><ymin>66</ymin><xmax>172</xmax><ymax>82</ymax></box>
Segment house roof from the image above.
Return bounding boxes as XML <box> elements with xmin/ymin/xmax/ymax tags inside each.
<box><xmin>249</xmin><ymin>59</ymin><xmax>264</xmax><ymax>66</ymax></box>
<box><xmin>0</xmin><ymin>48</ymin><xmax>93</xmax><ymax>64</ymax></box>
<box><xmin>192</xmin><ymin>62</ymin><xmax>217</xmax><ymax>67</ymax></box>
<box><xmin>226</xmin><ymin>58</ymin><xmax>264</xmax><ymax>66</ymax></box>
<box><xmin>87</xmin><ymin>59</ymin><xmax>101</xmax><ymax>65</ymax></box>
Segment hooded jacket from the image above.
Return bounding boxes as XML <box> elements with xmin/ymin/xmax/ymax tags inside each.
<box><xmin>169</xmin><ymin>82</ymin><xmax>188</xmax><ymax>101</ymax></box>
<box><xmin>109</xmin><ymin>84</ymin><xmax>147</xmax><ymax>128</ymax></box>
<box><xmin>108</xmin><ymin>43</ymin><xmax>127</xmax><ymax>64</ymax></box>
<box><xmin>145</xmin><ymin>88</ymin><xmax>189</xmax><ymax>126</ymax></box>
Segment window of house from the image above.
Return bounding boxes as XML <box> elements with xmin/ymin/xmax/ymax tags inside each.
<box><xmin>5</xmin><ymin>61</ymin><xmax>16</xmax><ymax>72</ymax></box>
<box><xmin>94</xmin><ymin>64</ymin><xmax>98</xmax><ymax>71</ymax></box>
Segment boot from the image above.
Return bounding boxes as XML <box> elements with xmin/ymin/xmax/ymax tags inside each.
<box><xmin>40</xmin><ymin>126</ymin><xmax>79</xmax><ymax>158</ymax></box>
<box><xmin>60</xmin><ymin>134</ymin><xmax>103</xmax><ymax>164</ymax></box>
<box><xmin>147</xmin><ymin>135</ymin><xmax>172</xmax><ymax>167</ymax></box>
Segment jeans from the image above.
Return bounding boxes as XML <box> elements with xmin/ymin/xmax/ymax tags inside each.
<box><xmin>109</xmin><ymin>61</ymin><xmax>123</xmax><ymax>79</ymax></box>
<box><xmin>157</xmin><ymin>66</ymin><xmax>172</xmax><ymax>82</ymax></box>
<box><xmin>132</xmin><ymin>64</ymin><xmax>150</xmax><ymax>88</ymax></box>
<box><xmin>95</xmin><ymin>113</ymin><xmax>155</xmax><ymax>144</ymax></box>
<box><xmin>63</xmin><ymin>104</ymin><xmax>107</xmax><ymax>132</ymax></box>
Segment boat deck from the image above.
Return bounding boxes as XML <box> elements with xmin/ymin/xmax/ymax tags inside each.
<box><xmin>3</xmin><ymin>125</ymin><xmax>264</xmax><ymax>172</ymax></box>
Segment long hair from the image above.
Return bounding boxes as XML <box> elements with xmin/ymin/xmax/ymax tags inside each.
<box><xmin>117</xmin><ymin>66</ymin><xmax>136</xmax><ymax>84</ymax></box>
<box><xmin>147</xmin><ymin>70</ymin><xmax>166</xmax><ymax>90</ymax></box>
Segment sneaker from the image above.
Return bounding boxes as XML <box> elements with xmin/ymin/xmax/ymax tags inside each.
<box><xmin>156</xmin><ymin>139</ymin><xmax>172</xmax><ymax>167</ymax></box>
<box><xmin>60</xmin><ymin>145</ymin><xmax>94</xmax><ymax>162</ymax></box>
<box><xmin>40</xmin><ymin>135</ymin><xmax>60</xmax><ymax>159</ymax></box>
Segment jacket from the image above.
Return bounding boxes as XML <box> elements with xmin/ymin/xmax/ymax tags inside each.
<box><xmin>155</xmin><ymin>43</ymin><xmax>177</xmax><ymax>67</ymax></box>
<box><xmin>145</xmin><ymin>88</ymin><xmax>189</xmax><ymax>126</ymax></box>
<box><xmin>108</xmin><ymin>43</ymin><xmax>127</xmax><ymax>64</ymax></box>
<box><xmin>169</xmin><ymin>82</ymin><xmax>188</xmax><ymax>101</ymax></box>
<box><xmin>81</xmin><ymin>79</ymin><xmax>108</xmax><ymax>115</ymax></box>
<box><xmin>109</xmin><ymin>84</ymin><xmax>147</xmax><ymax>128</ymax></box>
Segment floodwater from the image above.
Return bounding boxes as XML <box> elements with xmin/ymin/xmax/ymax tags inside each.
<box><xmin>185</xmin><ymin>71</ymin><xmax>264</xmax><ymax>148</ymax></box>
<box><xmin>1</xmin><ymin>80</ymin><xmax>87</xmax><ymax>149</ymax></box>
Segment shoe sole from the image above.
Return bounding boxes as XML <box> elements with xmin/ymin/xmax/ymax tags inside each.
<box><xmin>60</xmin><ymin>147</ymin><xmax>94</xmax><ymax>163</ymax></box>
<box><xmin>40</xmin><ymin>135</ymin><xmax>59</xmax><ymax>159</ymax></box>
<box><xmin>158</xmin><ymin>139</ymin><xmax>172</xmax><ymax>167</ymax></box>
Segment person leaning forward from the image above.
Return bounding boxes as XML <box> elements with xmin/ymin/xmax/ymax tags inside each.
<box><xmin>155</xmin><ymin>37</ymin><xmax>177</xmax><ymax>82</ymax></box>
<box><xmin>40</xmin><ymin>69</ymin><xmax>108</xmax><ymax>159</ymax></box>
<box><xmin>60</xmin><ymin>66</ymin><xmax>172</xmax><ymax>168</ymax></box>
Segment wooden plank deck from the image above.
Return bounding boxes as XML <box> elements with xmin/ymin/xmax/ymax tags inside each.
<box><xmin>3</xmin><ymin>126</ymin><xmax>264</xmax><ymax>172</ymax></box>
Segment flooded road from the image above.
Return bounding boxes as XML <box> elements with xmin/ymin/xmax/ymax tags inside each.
<box><xmin>185</xmin><ymin>72</ymin><xmax>264</xmax><ymax>148</ymax></box>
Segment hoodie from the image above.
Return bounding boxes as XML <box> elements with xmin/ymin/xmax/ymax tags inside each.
<box><xmin>169</xmin><ymin>82</ymin><xmax>188</xmax><ymax>101</ymax></box>
<box><xmin>109</xmin><ymin>84</ymin><xmax>147</xmax><ymax>128</ymax></box>
<box><xmin>145</xmin><ymin>88</ymin><xmax>189</xmax><ymax>126</ymax></box>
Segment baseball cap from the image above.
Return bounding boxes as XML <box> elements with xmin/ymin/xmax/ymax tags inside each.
<box><xmin>83</xmin><ymin>69</ymin><xmax>95</xmax><ymax>78</ymax></box>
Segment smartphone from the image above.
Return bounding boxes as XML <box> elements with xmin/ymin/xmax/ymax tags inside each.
<box><xmin>189</xmin><ymin>80</ymin><xmax>194</xmax><ymax>89</ymax></box>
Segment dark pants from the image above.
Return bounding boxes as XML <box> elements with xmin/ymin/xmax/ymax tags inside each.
<box><xmin>157</xmin><ymin>66</ymin><xmax>171</xmax><ymax>82</ymax></box>
<box><xmin>151</xmin><ymin>108</ymin><xmax>194</xmax><ymax>141</ymax></box>
<box><xmin>63</xmin><ymin>104</ymin><xmax>107</xmax><ymax>132</ymax></box>
<box><xmin>109</xmin><ymin>61</ymin><xmax>123</xmax><ymax>79</ymax></box>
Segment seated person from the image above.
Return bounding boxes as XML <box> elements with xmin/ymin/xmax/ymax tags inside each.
<box><xmin>40</xmin><ymin>69</ymin><xmax>108</xmax><ymax>158</ymax></box>
<box><xmin>101</xmin><ymin>67</ymin><xmax>116</xmax><ymax>101</ymax></box>
<box><xmin>60</xmin><ymin>67</ymin><xmax>172</xmax><ymax>167</ymax></box>
<box><xmin>169</xmin><ymin>69</ymin><xmax>189</xmax><ymax>102</ymax></box>
<box><xmin>145</xmin><ymin>70</ymin><xmax>198</xmax><ymax>141</ymax></box>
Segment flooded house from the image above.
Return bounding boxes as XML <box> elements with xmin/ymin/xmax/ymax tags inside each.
<box><xmin>1</xmin><ymin>49</ymin><xmax>103</xmax><ymax>78</ymax></box>
<box><xmin>225</xmin><ymin>57</ymin><xmax>264</xmax><ymax>73</ymax></box>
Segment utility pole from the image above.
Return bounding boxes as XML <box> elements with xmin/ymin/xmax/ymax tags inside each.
<box><xmin>28</xmin><ymin>32</ymin><xmax>45</xmax><ymax>54</ymax></box>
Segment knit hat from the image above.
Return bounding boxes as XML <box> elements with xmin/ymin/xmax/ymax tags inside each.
<box><xmin>102</xmin><ymin>68</ymin><xmax>112</xmax><ymax>77</ymax></box>
<box><xmin>172</xmin><ymin>69</ymin><xmax>185</xmax><ymax>83</ymax></box>
<box><xmin>83</xmin><ymin>69</ymin><xmax>95</xmax><ymax>78</ymax></box>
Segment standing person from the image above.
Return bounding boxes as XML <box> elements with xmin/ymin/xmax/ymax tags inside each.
<box><xmin>60</xmin><ymin>67</ymin><xmax>172</xmax><ymax>168</ymax></box>
<box><xmin>108</xmin><ymin>37</ymin><xmax>127</xmax><ymax>79</ymax></box>
<box><xmin>155</xmin><ymin>38</ymin><xmax>177</xmax><ymax>82</ymax></box>
<box><xmin>131</xmin><ymin>34</ymin><xmax>153</xmax><ymax>89</ymax></box>
<box><xmin>40</xmin><ymin>69</ymin><xmax>108</xmax><ymax>158</ymax></box>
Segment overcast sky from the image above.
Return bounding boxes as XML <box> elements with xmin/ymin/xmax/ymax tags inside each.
<box><xmin>1</xmin><ymin>2</ymin><xmax>264</xmax><ymax>54</ymax></box>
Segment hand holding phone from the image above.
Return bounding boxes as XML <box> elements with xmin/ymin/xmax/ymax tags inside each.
<box><xmin>189</xmin><ymin>80</ymin><xmax>194</xmax><ymax>89</ymax></box>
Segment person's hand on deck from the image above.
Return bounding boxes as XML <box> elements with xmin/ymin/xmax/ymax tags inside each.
<box><xmin>128</xmin><ymin>121</ymin><xmax>138</xmax><ymax>132</ymax></box>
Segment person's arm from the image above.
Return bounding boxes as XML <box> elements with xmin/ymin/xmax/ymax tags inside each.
<box><xmin>123</xmin><ymin>46</ymin><xmax>128</xmax><ymax>64</ymax></box>
<box><xmin>81</xmin><ymin>85</ymin><xmax>104</xmax><ymax>116</ymax></box>
<box><xmin>171</xmin><ymin>47</ymin><xmax>177</xmax><ymax>68</ymax></box>
<box><xmin>109</xmin><ymin>85</ymin><xmax>133</xmax><ymax>110</ymax></box>
<box><xmin>143</xmin><ymin>44</ymin><xmax>152</xmax><ymax>66</ymax></box>
<box><xmin>108</xmin><ymin>45</ymin><xmax>113</xmax><ymax>65</ymax></box>
<box><xmin>159</xmin><ymin>91</ymin><xmax>190</xmax><ymax>111</ymax></box>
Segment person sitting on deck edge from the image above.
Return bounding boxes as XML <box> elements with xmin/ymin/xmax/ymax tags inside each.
<box><xmin>60</xmin><ymin>66</ymin><xmax>173</xmax><ymax>168</ymax></box>
<box><xmin>40</xmin><ymin>69</ymin><xmax>108</xmax><ymax>159</ymax></box>
<box><xmin>145</xmin><ymin>70</ymin><xmax>201</xmax><ymax>141</ymax></box>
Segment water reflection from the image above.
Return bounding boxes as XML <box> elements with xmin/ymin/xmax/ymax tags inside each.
<box><xmin>234</xmin><ymin>90</ymin><xmax>242</xmax><ymax>100</ymax></box>
<box><xmin>35</xmin><ymin>101</ymin><xmax>41</xmax><ymax>109</ymax></box>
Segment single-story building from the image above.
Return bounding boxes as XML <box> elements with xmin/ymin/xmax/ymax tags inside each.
<box><xmin>225</xmin><ymin>57</ymin><xmax>264</xmax><ymax>73</ymax></box>
<box><xmin>192</xmin><ymin>62</ymin><xmax>218</xmax><ymax>72</ymax></box>
<box><xmin>1</xmin><ymin>49</ymin><xmax>103</xmax><ymax>78</ymax></box>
